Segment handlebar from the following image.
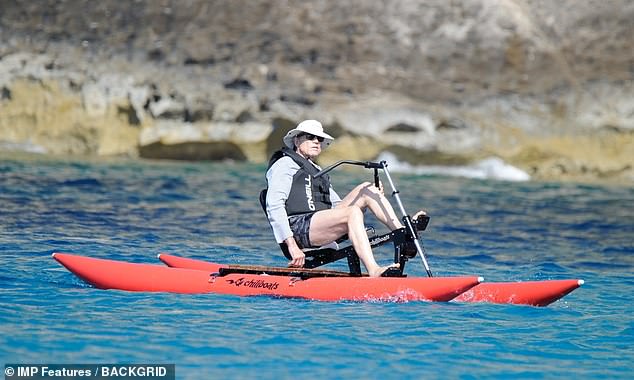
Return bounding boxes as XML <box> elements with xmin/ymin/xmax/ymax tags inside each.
<box><xmin>313</xmin><ymin>160</ymin><xmax>386</xmax><ymax>178</ymax></box>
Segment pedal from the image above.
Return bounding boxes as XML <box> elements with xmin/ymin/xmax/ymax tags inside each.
<box><xmin>413</xmin><ymin>214</ymin><xmax>430</xmax><ymax>232</ymax></box>
<box><xmin>380</xmin><ymin>266</ymin><xmax>405</xmax><ymax>277</ymax></box>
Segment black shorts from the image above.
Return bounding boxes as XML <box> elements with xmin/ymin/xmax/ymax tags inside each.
<box><xmin>288</xmin><ymin>213</ymin><xmax>316</xmax><ymax>249</ymax></box>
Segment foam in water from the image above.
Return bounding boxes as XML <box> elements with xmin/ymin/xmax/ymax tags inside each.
<box><xmin>0</xmin><ymin>141</ymin><xmax>47</xmax><ymax>154</ymax></box>
<box><xmin>376</xmin><ymin>152</ymin><xmax>530</xmax><ymax>181</ymax></box>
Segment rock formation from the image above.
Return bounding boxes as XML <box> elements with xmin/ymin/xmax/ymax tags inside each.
<box><xmin>1</xmin><ymin>0</ymin><xmax>632</xmax><ymax>182</ymax></box>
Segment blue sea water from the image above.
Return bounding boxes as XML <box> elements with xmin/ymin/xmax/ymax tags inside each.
<box><xmin>1</xmin><ymin>154</ymin><xmax>633</xmax><ymax>379</ymax></box>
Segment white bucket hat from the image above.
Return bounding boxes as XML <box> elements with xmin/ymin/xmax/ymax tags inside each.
<box><xmin>283</xmin><ymin>120</ymin><xmax>335</xmax><ymax>149</ymax></box>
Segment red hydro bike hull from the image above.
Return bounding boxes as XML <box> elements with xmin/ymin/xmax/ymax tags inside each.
<box><xmin>52</xmin><ymin>253</ymin><xmax>481</xmax><ymax>302</ymax></box>
<box><xmin>158</xmin><ymin>253</ymin><xmax>583</xmax><ymax>306</ymax></box>
<box><xmin>452</xmin><ymin>280</ymin><xmax>584</xmax><ymax>306</ymax></box>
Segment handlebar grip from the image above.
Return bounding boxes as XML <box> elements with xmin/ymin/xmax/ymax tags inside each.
<box><xmin>364</xmin><ymin>161</ymin><xmax>385</xmax><ymax>169</ymax></box>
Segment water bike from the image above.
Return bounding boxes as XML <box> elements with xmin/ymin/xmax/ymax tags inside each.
<box><xmin>53</xmin><ymin>160</ymin><xmax>583</xmax><ymax>305</ymax></box>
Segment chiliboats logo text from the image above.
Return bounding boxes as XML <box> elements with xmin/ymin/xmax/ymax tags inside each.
<box><xmin>226</xmin><ymin>277</ymin><xmax>280</xmax><ymax>290</ymax></box>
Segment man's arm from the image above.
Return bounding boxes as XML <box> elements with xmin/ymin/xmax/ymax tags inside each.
<box><xmin>265</xmin><ymin>157</ymin><xmax>298</xmax><ymax>243</ymax></box>
<box><xmin>266</xmin><ymin>157</ymin><xmax>307</xmax><ymax>266</ymax></box>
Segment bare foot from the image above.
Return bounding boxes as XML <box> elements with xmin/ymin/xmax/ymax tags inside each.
<box><xmin>368</xmin><ymin>263</ymin><xmax>400</xmax><ymax>278</ymax></box>
<box><xmin>413</xmin><ymin>210</ymin><xmax>427</xmax><ymax>219</ymax></box>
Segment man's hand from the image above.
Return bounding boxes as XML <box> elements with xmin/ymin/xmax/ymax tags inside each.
<box><xmin>285</xmin><ymin>237</ymin><xmax>305</xmax><ymax>267</ymax></box>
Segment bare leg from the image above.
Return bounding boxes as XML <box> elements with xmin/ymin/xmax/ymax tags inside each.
<box><xmin>309</xmin><ymin>206</ymin><xmax>398</xmax><ymax>277</ymax></box>
<box><xmin>307</xmin><ymin>182</ymin><xmax>425</xmax><ymax>276</ymax></box>
<box><xmin>337</xmin><ymin>182</ymin><xmax>404</xmax><ymax>230</ymax></box>
<box><xmin>339</xmin><ymin>182</ymin><xmax>428</xmax><ymax>229</ymax></box>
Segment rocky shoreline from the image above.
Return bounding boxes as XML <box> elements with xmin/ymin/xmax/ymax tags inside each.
<box><xmin>1</xmin><ymin>1</ymin><xmax>632</xmax><ymax>183</ymax></box>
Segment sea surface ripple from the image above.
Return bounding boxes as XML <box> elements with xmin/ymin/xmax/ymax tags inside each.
<box><xmin>1</xmin><ymin>155</ymin><xmax>633</xmax><ymax>379</ymax></box>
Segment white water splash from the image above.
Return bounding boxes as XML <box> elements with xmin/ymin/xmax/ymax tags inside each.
<box><xmin>0</xmin><ymin>141</ymin><xmax>47</xmax><ymax>154</ymax></box>
<box><xmin>376</xmin><ymin>152</ymin><xmax>530</xmax><ymax>182</ymax></box>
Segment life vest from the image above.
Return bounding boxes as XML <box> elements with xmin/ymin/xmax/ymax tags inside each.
<box><xmin>265</xmin><ymin>147</ymin><xmax>332</xmax><ymax>216</ymax></box>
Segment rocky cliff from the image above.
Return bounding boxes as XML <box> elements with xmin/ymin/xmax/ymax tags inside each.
<box><xmin>1</xmin><ymin>0</ymin><xmax>632</xmax><ymax>182</ymax></box>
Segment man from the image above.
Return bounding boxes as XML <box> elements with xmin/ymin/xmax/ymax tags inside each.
<box><xmin>264</xmin><ymin>120</ymin><xmax>424</xmax><ymax>277</ymax></box>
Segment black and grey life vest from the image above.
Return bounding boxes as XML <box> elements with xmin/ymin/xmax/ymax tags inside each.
<box><xmin>265</xmin><ymin>147</ymin><xmax>332</xmax><ymax>216</ymax></box>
